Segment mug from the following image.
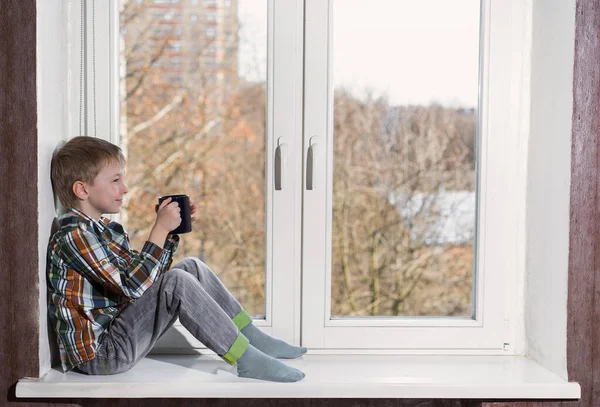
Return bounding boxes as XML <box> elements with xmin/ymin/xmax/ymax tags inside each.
<box><xmin>157</xmin><ymin>194</ymin><xmax>192</xmax><ymax>234</ymax></box>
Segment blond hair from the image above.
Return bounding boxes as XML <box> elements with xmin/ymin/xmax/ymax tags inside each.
<box><xmin>51</xmin><ymin>136</ymin><xmax>126</xmax><ymax>208</ymax></box>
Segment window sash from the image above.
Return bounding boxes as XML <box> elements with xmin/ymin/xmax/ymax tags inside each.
<box><xmin>300</xmin><ymin>0</ymin><xmax>526</xmax><ymax>351</ymax></box>
<box><xmin>89</xmin><ymin>0</ymin><xmax>304</xmax><ymax>348</ymax></box>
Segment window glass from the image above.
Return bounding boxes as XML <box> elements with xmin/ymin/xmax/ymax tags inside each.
<box><xmin>120</xmin><ymin>0</ymin><xmax>268</xmax><ymax>317</ymax></box>
<box><xmin>330</xmin><ymin>0</ymin><xmax>480</xmax><ymax>317</ymax></box>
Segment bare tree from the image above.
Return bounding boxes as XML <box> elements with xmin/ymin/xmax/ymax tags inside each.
<box><xmin>331</xmin><ymin>90</ymin><xmax>476</xmax><ymax>317</ymax></box>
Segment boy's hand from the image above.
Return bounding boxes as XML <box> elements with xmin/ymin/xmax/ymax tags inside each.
<box><xmin>190</xmin><ymin>199</ymin><xmax>197</xmax><ymax>222</ymax></box>
<box><xmin>154</xmin><ymin>197</ymin><xmax>181</xmax><ymax>233</ymax></box>
<box><xmin>155</xmin><ymin>200</ymin><xmax>196</xmax><ymax>222</ymax></box>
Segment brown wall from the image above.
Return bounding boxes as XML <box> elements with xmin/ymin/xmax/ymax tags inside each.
<box><xmin>565</xmin><ymin>0</ymin><xmax>600</xmax><ymax>404</ymax></box>
<box><xmin>1</xmin><ymin>0</ymin><xmax>598</xmax><ymax>406</ymax></box>
<box><xmin>0</xmin><ymin>0</ymin><xmax>41</xmax><ymax>404</ymax></box>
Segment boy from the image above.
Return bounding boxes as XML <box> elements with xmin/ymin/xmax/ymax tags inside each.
<box><xmin>48</xmin><ymin>136</ymin><xmax>306</xmax><ymax>382</ymax></box>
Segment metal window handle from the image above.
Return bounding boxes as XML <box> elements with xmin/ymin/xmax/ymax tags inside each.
<box><xmin>307</xmin><ymin>137</ymin><xmax>319</xmax><ymax>190</ymax></box>
<box><xmin>275</xmin><ymin>137</ymin><xmax>287</xmax><ymax>190</ymax></box>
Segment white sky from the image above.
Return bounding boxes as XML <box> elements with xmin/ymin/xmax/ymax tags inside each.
<box><xmin>238</xmin><ymin>0</ymin><xmax>480</xmax><ymax>108</ymax></box>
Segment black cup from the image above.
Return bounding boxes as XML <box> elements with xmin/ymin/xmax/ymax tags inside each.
<box><xmin>158</xmin><ymin>194</ymin><xmax>192</xmax><ymax>234</ymax></box>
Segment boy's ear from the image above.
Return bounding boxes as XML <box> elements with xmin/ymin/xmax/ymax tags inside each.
<box><xmin>72</xmin><ymin>181</ymin><xmax>89</xmax><ymax>201</ymax></box>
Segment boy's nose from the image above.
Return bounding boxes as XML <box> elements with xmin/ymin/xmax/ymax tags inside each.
<box><xmin>122</xmin><ymin>184</ymin><xmax>129</xmax><ymax>194</ymax></box>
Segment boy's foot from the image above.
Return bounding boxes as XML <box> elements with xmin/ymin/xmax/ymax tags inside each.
<box><xmin>236</xmin><ymin>344</ymin><xmax>305</xmax><ymax>382</ymax></box>
<box><xmin>241</xmin><ymin>324</ymin><xmax>307</xmax><ymax>359</ymax></box>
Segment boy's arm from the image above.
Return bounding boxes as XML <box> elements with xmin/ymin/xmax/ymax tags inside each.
<box><xmin>162</xmin><ymin>234</ymin><xmax>179</xmax><ymax>270</ymax></box>
<box><xmin>148</xmin><ymin>224</ymin><xmax>170</xmax><ymax>248</ymax></box>
<box><xmin>127</xmin><ymin>232</ymin><xmax>179</xmax><ymax>272</ymax></box>
<box><xmin>61</xmin><ymin>226</ymin><xmax>166</xmax><ymax>300</ymax></box>
<box><xmin>155</xmin><ymin>233</ymin><xmax>179</xmax><ymax>272</ymax></box>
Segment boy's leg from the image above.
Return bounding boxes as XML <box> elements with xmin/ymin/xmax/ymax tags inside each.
<box><xmin>172</xmin><ymin>257</ymin><xmax>307</xmax><ymax>359</ymax></box>
<box><xmin>77</xmin><ymin>269</ymin><xmax>304</xmax><ymax>382</ymax></box>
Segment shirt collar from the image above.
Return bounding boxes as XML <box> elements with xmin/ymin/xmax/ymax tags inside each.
<box><xmin>66</xmin><ymin>208</ymin><xmax>112</xmax><ymax>240</ymax></box>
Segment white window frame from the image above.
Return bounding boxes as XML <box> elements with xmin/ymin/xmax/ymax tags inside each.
<box><xmin>300</xmin><ymin>0</ymin><xmax>526</xmax><ymax>353</ymax></box>
<box><xmin>81</xmin><ymin>0</ymin><xmax>528</xmax><ymax>354</ymax></box>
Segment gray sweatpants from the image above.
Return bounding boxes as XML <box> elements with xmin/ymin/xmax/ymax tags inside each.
<box><xmin>76</xmin><ymin>257</ymin><xmax>249</xmax><ymax>375</ymax></box>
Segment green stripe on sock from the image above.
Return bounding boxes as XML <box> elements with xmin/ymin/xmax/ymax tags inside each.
<box><xmin>232</xmin><ymin>310</ymin><xmax>252</xmax><ymax>330</ymax></box>
<box><xmin>222</xmin><ymin>332</ymin><xmax>249</xmax><ymax>365</ymax></box>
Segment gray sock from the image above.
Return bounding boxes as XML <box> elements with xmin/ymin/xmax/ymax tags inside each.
<box><xmin>236</xmin><ymin>344</ymin><xmax>305</xmax><ymax>382</ymax></box>
<box><xmin>241</xmin><ymin>323</ymin><xmax>307</xmax><ymax>359</ymax></box>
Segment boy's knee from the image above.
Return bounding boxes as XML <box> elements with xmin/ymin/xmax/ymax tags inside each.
<box><xmin>163</xmin><ymin>269</ymin><xmax>197</xmax><ymax>295</ymax></box>
<box><xmin>181</xmin><ymin>256</ymin><xmax>212</xmax><ymax>279</ymax></box>
<box><xmin>180</xmin><ymin>256</ymin><xmax>200</xmax><ymax>267</ymax></box>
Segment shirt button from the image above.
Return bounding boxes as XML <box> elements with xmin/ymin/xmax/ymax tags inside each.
<box><xmin>100</xmin><ymin>258</ymin><xmax>109</xmax><ymax>266</ymax></box>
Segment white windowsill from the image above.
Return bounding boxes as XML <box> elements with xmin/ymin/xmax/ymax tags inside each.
<box><xmin>17</xmin><ymin>354</ymin><xmax>580</xmax><ymax>399</ymax></box>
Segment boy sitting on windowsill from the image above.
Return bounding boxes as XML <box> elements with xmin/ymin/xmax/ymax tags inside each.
<box><xmin>47</xmin><ymin>136</ymin><xmax>306</xmax><ymax>381</ymax></box>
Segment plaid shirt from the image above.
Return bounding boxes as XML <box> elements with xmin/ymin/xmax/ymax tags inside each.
<box><xmin>47</xmin><ymin>208</ymin><xmax>179</xmax><ymax>372</ymax></box>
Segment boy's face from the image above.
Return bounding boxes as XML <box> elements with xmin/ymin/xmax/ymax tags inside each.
<box><xmin>75</xmin><ymin>160</ymin><xmax>128</xmax><ymax>220</ymax></box>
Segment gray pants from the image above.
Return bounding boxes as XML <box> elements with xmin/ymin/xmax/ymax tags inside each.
<box><xmin>77</xmin><ymin>257</ymin><xmax>246</xmax><ymax>375</ymax></box>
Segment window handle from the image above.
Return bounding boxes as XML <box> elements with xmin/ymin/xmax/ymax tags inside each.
<box><xmin>275</xmin><ymin>137</ymin><xmax>287</xmax><ymax>190</ymax></box>
<box><xmin>307</xmin><ymin>136</ymin><xmax>319</xmax><ymax>190</ymax></box>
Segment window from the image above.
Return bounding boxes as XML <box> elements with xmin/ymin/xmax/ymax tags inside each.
<box><xmin>206</xmin><ymin>11</ymin><xmax>217</xmax><ymax>22</ymax></box>
<box><xmin>149</xmin><ymin>11</ymin><xmax>182</xmax><ymax>22</ymax></box>
<box><xmin>190</xmin><ymin>14</ymin><xmax>198</xmax><ymax>22</ymax></box>
<box><xmin>206</xmin><ymin>44</ymin><xmax>217</xmax><ymax>54</ymax></box>
<box><xmin>101</xmin><ymin>0</ymin><xmax>524</xmax><ymax>353</ymax></box>
<box><xmin>205</xmin><ymin>26</ymin><xmax>216</xmax><ymax>38</ymax></box>
<box><xmin>167</xmin><ymin>40</ymin><xmax>182</xmax><ymax>52</ymax></box>
<box><xmin>300</xmin><ymin>0</ymin><xmax>521</xmax><ymax>350</ymax></box>
<box><xmin>163</xmin><ymin>11</ymin><xmax>181</xmax><ymax>21</ymax></box>
<box><xmin>152</xmin><ymin>26</ymin><xmax>171</xmax><ymax>36</ymax></box>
